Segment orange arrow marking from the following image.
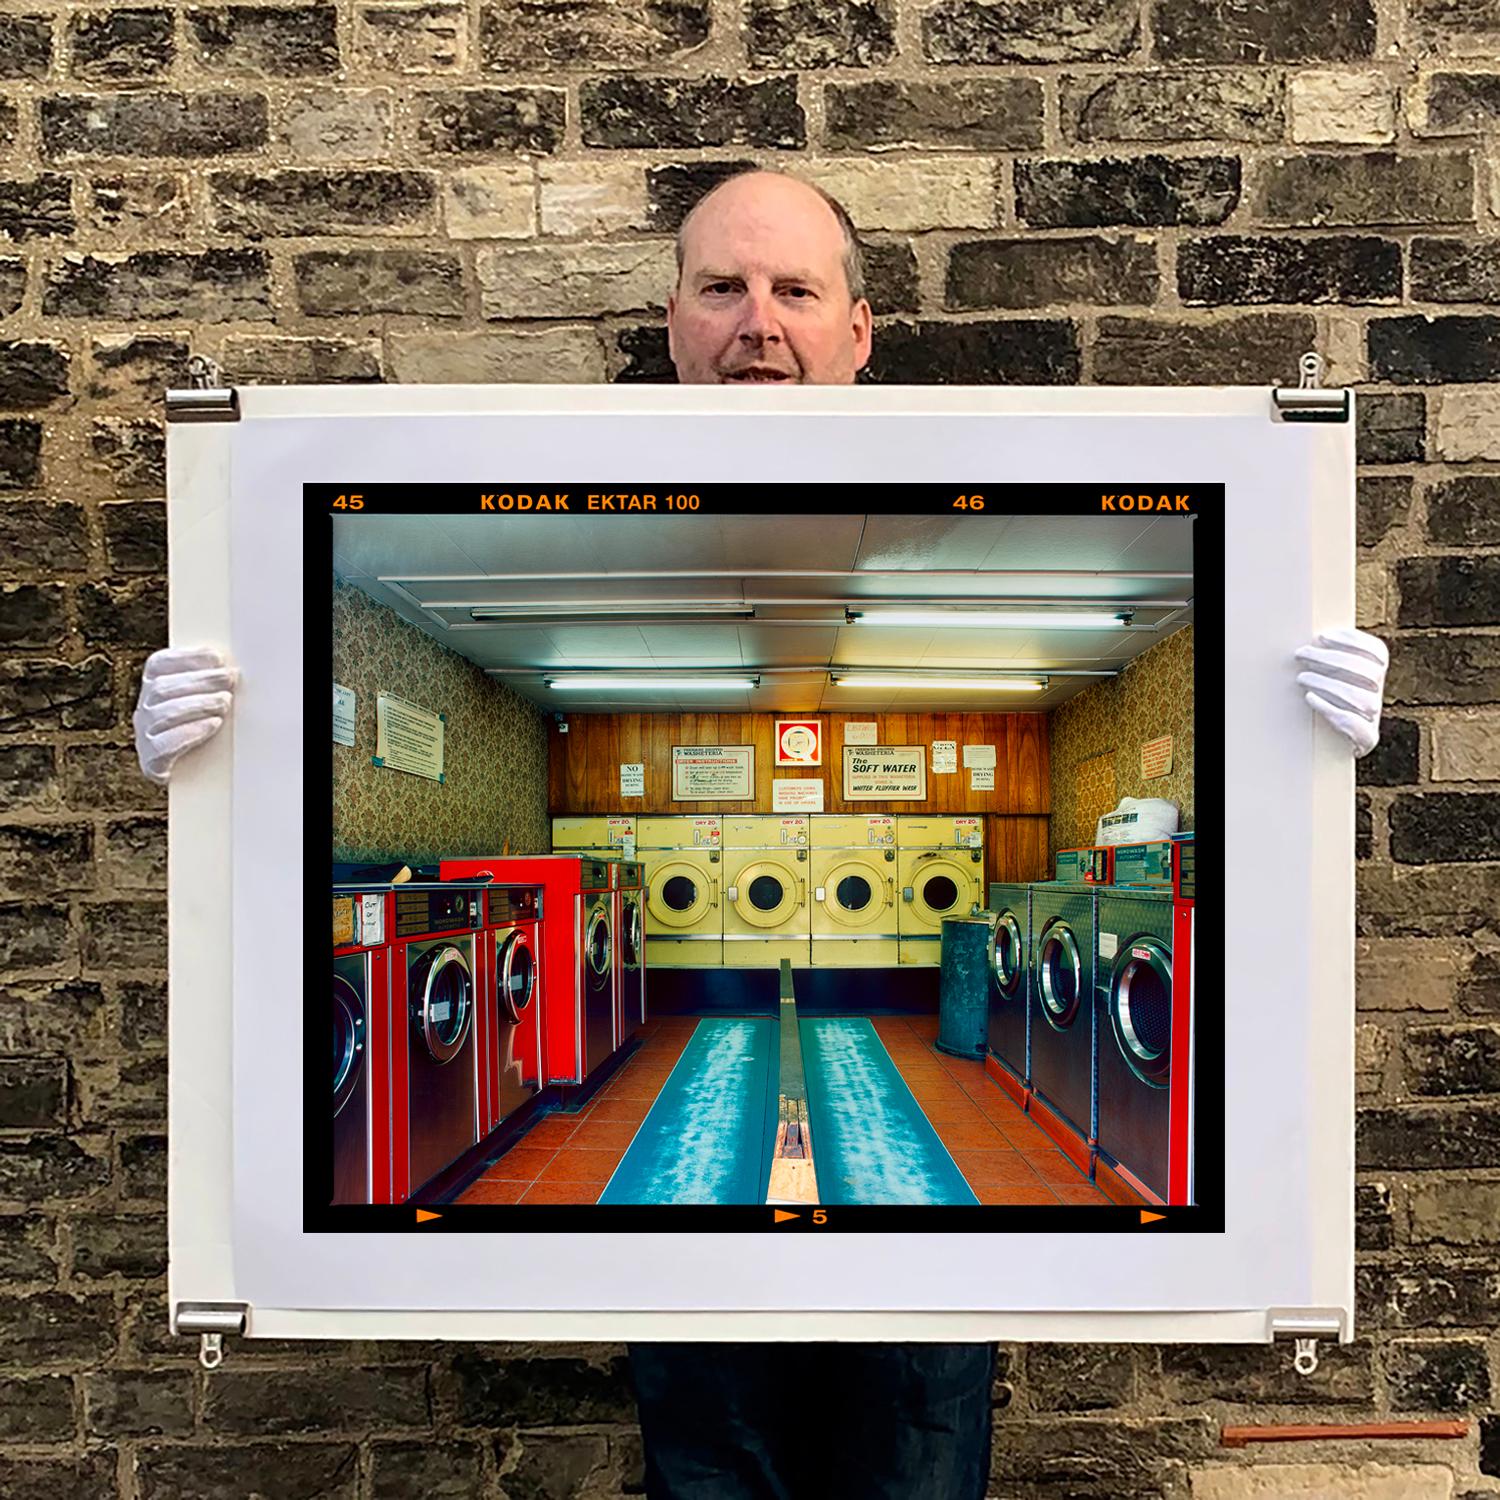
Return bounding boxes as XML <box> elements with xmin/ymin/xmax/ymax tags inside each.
<box><xmin>773</xmin><ymin>1209</ymin><xmax>800</xmax><ymax>1223</ymax></box>
<box><xmin>1141</xmin><ymin>1210</ymin><xmax>1166</xmax><ymax>1225</ymax></box>
<box><xmin>416</xmin><ymin>1209</ymin><xmax>441</xmax><ymax>1223</ymax></box>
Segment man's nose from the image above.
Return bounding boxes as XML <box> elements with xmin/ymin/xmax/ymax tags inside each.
<box><xmin>736</xmin><ymin>287</ymin><xmax>782</xmax><ymax>343</ymax></box>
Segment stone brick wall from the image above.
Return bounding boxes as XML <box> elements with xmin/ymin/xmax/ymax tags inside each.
<box><xmin>2</xmin><ymin>0</ymin><xmax>1498</xmax><ymax>1493</ymax></box>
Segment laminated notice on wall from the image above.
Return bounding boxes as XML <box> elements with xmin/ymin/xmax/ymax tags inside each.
<box><xmin>931</xmin><ymin>740</ymin><xmax>957</xmax><ymax>774</ymax></box>
<box><xmin>963</xmin><ymin>744</ymin><xmax>996</xmax><ymax>769</ymax></box>
<box><xmin>1141</xmin><ymin>735</ymin><xmax>1174</xmax><ymax>779</ymax></box>
<box><xmin>333</xmin><ymin>683</ymin><xmax>356</xmax><ymax>747</ymax></box>
<box><xmin>374</xmin><ymin>694</ymin><xmax>444</xmax><ymax>781</ymax></box>
<box><xmin>844</xmin><ymin>722</ymin><xmax>879</xmax><ymax>745</ymax></box>
<box><xmin>970</xmin><ymin>767</ymin><xmax>995</xmax><ymax>791</ymax></box>
<box><xmin>620</xmin><ymin>764</ymin><xmax>645</xmax><ymax>797</ymax></box>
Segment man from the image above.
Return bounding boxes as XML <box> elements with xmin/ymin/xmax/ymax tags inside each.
<box><xmin>136</xmin><ymin>168</ymin><xmax>1389</xmax><ymax>1498</ymax></box>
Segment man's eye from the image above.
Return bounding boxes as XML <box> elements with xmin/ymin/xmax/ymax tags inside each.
<box><xmin>705</xmin><ymin>282</ymin><xmax>735</xmax><ymax>294</ymax></box>
<box><xmin>784</xmin><ymin>286</ymin><xmax>813</xmax><ymax>298</ymax></box>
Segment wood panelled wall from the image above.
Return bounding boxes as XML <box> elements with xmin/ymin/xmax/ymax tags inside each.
<box><xmin>547</xmin><ymin>712</ymin><xmax>1053</xmax><ymax>885</ymax></box>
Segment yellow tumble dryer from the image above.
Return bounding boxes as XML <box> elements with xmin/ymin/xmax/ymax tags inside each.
<box><xmin>722</xmin><ymin>816</ymin><xmax>812</xmax><ymax>968</ymax></box>
<box><xmin>552</xmin><ymin>815</ymin><xmax>635</xmax><ymax>860</ymax></box>
<box><xmin>638</xmin><ymin>816</ymin><xmax>722</xmax><ymax>967</ymax></box>
<box><xmin>810</xmin><ymin>814</ymin><xmax>900</xmax><ymax>966</ymax></box>
<box><xmin>896</xmin><ymin>815</ymin><xmax>985</xmax><ymax>966</ymax></box>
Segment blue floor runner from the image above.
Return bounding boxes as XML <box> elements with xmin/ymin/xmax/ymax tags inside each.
<box><xmin>599</xmin><ymin>1020</ymin><xmax>776</xmax><ymax>1205</ymax></box>
<box><xmin>801</xmin><ymin>1019</ymin><xmax>980</xmax><ymax>1206</ymax></box>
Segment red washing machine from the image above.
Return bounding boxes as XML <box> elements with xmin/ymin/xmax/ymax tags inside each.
<box><xmin>1172</xmin><ymin>835</ymin><xmax>1195</xmax><ymax>1206</ymax></box>
<box><xmin>477</xmin><ymin>882</ymin><xmax>544</xmax><ymax>1138</ymax></box>
<box><xmin>331</xmin><ymin>883</ymin><xmax>394</xmax><ymax>1204</ymax></box>
<box><xmin>614</xmin><ymin>861</ymin><xmax>646</xmax><ymax>1050</ymax></box>
<box><xmin>441</xmin><ymin>855</ymin><xmax>616</xmax><ymax>1086</ymax></box>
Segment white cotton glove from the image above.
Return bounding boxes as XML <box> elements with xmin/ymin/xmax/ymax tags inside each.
<box><xmin>133</xmin><ymin>646</ymin><xmax>238</xmax><ymax>786</ymax></box>
<box><xmin>1294</xmin><ymin>627</ymin><xmax>1389</xmax><ymax>759</ymax></box>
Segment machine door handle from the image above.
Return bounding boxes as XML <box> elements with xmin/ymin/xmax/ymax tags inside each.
<box><xmin>886</xmin><ymin>878</ymin><xmax>895</xmax><ymax>902</ymax></box>
<box><xmin>798</xmin><ymin>878</ymin><xmax>807</xmax><ymax>906</ymax></box>
<box><xmin>709</xmin><ymin>877</ymin><xmax>720</xmax><ymax>909</ymax></box>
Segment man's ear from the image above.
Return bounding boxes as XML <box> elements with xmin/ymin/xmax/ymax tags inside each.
<box><xmin>851</xmin><ymin>298</ymin><xmax>873</xmax><ymax>372</ymax></box>
<box><xmin>666</xmin><ymin>291</ymin><xmax>678</xmax><ymax>366</ymax></box>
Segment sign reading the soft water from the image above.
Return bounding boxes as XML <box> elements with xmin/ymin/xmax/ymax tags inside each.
<box><xmin>843</xmin><ymin>746</ymin><xmax>926</xmax><ymax>801</ymax></box>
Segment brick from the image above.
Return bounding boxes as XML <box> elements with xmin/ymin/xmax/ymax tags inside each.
<box><xmin>644</xmin><ymin>160</ymin><xmax>758</xmax><ymax>232</ymax></box>
<box><xmin>541</xmin><ymin>162</ymin><xmax>647</xmax><ymax>237</ymax></box>
<box><xmin>947</xmin><ymin>235</ymin><xmax>1156</xmax><ymax>309</ymax></box>
<box><xmin>279</xmin><ymin>88</ymin><xmax>393</xmax><ymax>159</ymax></box>
<box><xmin>580</xmin><ymin>76</ymin><xmax>805</xmax><ymax>149</ymax></box>
<box><xmin>746</xmin><ymin>0</ymin><xmax>895</xmax><ymax>67</ymax></box>
<box><xmin>0</xmin><ymin>1456</ymin><xmax>115</xmax><ymax>1500</ymax></box>
<box><xmin>0</xmin><ymin>420</ymin><xmax>43</xmax><ymax>489</ymax></box>
<box><xmin>210</xmin><ymin>169</ymin><xmax>437</xmax><ymax>237</ymax></box>
<box><xmin>99</xmin><ymin>501</ymin><xmax>165</xmax><ymax>574</ymax></box>
<box><xmin>45</xmin><ymin>250</ymin><xmax>271</xmax><ymax>322</ymax></box>
<box><xmin>806</xmin><ymin>158</ymin><xmax>996</xmax><ymax>230</ymax></box>
<box><xmin>1485</xmin><ymin>1414</ymin><xmax>1500</xmax><ymax>1477</ymax></box>
<box><xmin>991</xmin><ymin>1418</ymin><xmax>1214</xmax><ymax>1492</ymax></box>
<box><xmin>0</xmin><ymin>1214</ymin><xmax>60</xmax><ymax>1279</ymax></box>
<box><xmin>0</xmin><ymin>1290</ymin><xmax>114</xmax><ymax>1362</ymax></box>
<box><xmin>826</xmin><ymin>78</ymin><xmax>1042</xmax><ymax>149</ymax></box>
<box><xmin>87</xmin><ymin>417</ymin><xmax>164</xmax><ymax>496</ymax></box>
<box><xmin>0</xmin><ymin>823</ymin><xmax>91</xmax><ymax>889</ymax></box>
<box><xmin>1254</xmin><ymin>152</ymin><xmax>1475</xmax><ymax>226</ymax></box>
<box><xmin>370</xmin><ymin>1441</ymin><xmax>488</xmax><ymax>1500</ymax></box>
<box><xmin>0</xmin><ymin>979</ymin><xmax>108</xmax><ymax>1053</ymax></box>
<box><xmin>1161</xmin><ymin>1343</ymin><xmax>1374</xmax><ymax>1405</ymax></box>
<box><xmin>294</xmin><ymin>249</ymin><xmax>463</xmax><ymax>317</ymax></box>
<box><xmin>0</xmin><ymin>16</ymin><xmax>54</xmax><ymax>79</ymax></box>
<box><xmin>1409</xmin><ymin>0</ymin><xmax>1500</xmax><ymax>55</ymax></box>
<box><xmin>1356</xmin><ymin>935</ymin><xmax>1463</xmax><ymax>1009</ymax></box>
<box><xmin>1191</xmin><ymin>1465</ymin><xmax>1453</xmax><ymax>1499</ymax></box>
<box><xmin>922</xmin><ymin>0</ymin><xmax>1137</xmax><ymax>61</ymax></box>
<box><xmin>504</xmin><ymin>1433</ymin><xmax>611</xmax><ymax>1496</ymax></box>
<box><xmin>62</xmin><ymin>745</ymin><xmax>165</xmax><ymax>809</ymax></box>
<box><xmin>1432</xmin><ymin>712</ymin><xmax>1500</xmax><ymax>782</ymax></box>
<box><xmin>1356</xmin><ymin>391</ymin><xmax>1425</xmax><ymax>463</ymax></box>
<box><xmin>355</xmin><ymin>4</ymin><xmax>466</xmax><ymax>72</ymax></box>
<box><xmin>87</xmin><ymin>336</ymin><xmax>190</xmax><ymax>406</ymax></box>
<box><xmin>1391</xmin><ymin>631</ymin><xmax>1500</xmax><ymax>704</ymax></box>
<box><xmin>1461</xmin><ymin>953</ymin><xmax>1500</xmax><ymax>1015</ymax></box>
<box><xmin>0</xmin><ymin>657</ymin><xmax>112</xmax><ymax>728</ymax></box>
<box><xmin>452</xmin><ymin>1353</ymin><xmax>635</xmax><ymax>1426</ymax></box>
<box><xmin>413</xmin><ymin>87</ymin><xmax>565</xmax><ymax>155</ymax></box>
<box><xmin>0</xmin><ymin>1375</ymin><xmax>74</xmax><ymax>1441</ymax></box>
<box><xmin>78</xmin><ymin>899</ymin><xmax>167</xmax><ymax>970</ymax></box>
<box><xmin>1155</xmin><ymin>0</ymin><xmax>1374</xmax><ymax>60</ymax></box>
<box><xmin>1062</xmin><ymin>69</ymin><xmax>1282</xmax><ymax>143</ymax></box>
<box><xmin>1178</xmin><ymin>234</ymin><xmax>1399</xmax><ymax>305</ymax></box>
<box><xmin>1435</xmin><ymin>388</ymin><xmax>1500</xmax><ymax>461</ymax></box>
<box><xmin>68</xmin><ymin>8</ymin><xmax>174</xmax><ymax>80</ymax></box>
<box><xmin>1359</xmin><ymin>1102</ymin><xmax>1500</xmax><ymax>1166</ymax></box>
<box><xmin>477</xmin><ymin>241</ymin><xmax>675</xmax><ymax>319</ymax></box>
<box><xmin>1399</xmin><ymin>557</ymin><xmax>1500</xmax><ymax>626</ymax></box>
<box><xmin>1357</xmin><ymin>558</ymin><xmax>1389</xmax><ymax>628</ymax></box>
<box><xmin>1387</xmin><ymin>1339</ymin><xmax>1491</xmax><ymax>1411</ymax></box>
<box><xmin>863</xmin><ymin>240</ymin><xmax>919</xmax><ymax>313</ymax></box>
<box><xmin>1371</xmin><ymin>316</ymin><xmax>1500</xmax><ymax>383</ymax></box>
<box><xmin>0</xmin><ymin>260</ymin><xmax>23</xmax><ymax>317</ymax></box>
<box><xmin>0</xmin><ymin>747</ymin><xmax>57</xmax><ymax>810</ymax></box>
<box><xmin>41</xmin><ymin>91</ymin><xmax>269</xmax><ymax>159</ymax></box>
<box><xmin>1290</xmin><ymin>70</ymin><xmax>1397</xmax><ymax>143</ymax></box>
<box><xmin>480</xmin><ymin>0</ymin><xmax>709</xmax><ymax>70</ymax></box>
<box><xmin>1017</xmin><ymin>154</ymin><xmax>1238</xmax><ymax>227</ymax></box>
<box><xmin>1355</xmin><ymin>1179</ymin><xmax>1393</xmax><ymax>1248</ymax></box>
<box><xmin>1411</xmin><ymin>70</ymin><xmax>1500</xmax><ymax>133</ymax></box>
<box><xmin>0</xmin><ymin>342</ymin><xmax>69</xmax><ymax>411</ymax></box>
<box><xmin>1357</xmin><ymin>475</ymin><xmax>1412</xmax><ymax>548</ymax></box>
<box><xmin>71</xmin><ymin>1213</ymin><xmax>166</xmax><ymax>1279</ymax></box>
<box><xmin>78</xmin><ymin>578</ymin><xmax>166</xmax><ymax>646</ymax></box>
<box><xmin>1391</xmin><ymin>791</ymin><xmax>1500</xmax><ymax>863</ymax></box>
<box><xmin>1407</xmin><ymin>1023</ymin><xmax>1500</xmax><ymax>1095</ymax></box>
<box><xmin>83</xmin><ymin>1371</ymin><xmax>190</xmax><ymax>1436</ymax></box>
<box><xmin>0</xmin><ymin>104</ymin><xmax>16</xmax><ymax>156</ymax></box>
<box><xmin>1356</xmin><ymin>715</ymin><xmax>1418</xmax><ymax>785</ymax></box>
<box><xmin>389</xmin><ymin>328</ymin><xmax>605</xmax><ymax>384</ymax></box>
<box><xmin>864</xmin><ymin>319</ymin><xmax>1080</xmax><ymax>384</ymax></box>
<box><xmin>1408</xmin><ymin>1178</ymin><xmax>1500</xmax><ymax>1244</ymax></box>
<box><xmin>119</xmin><ymin>979</ymin><xmax>165</xmax><ymax>1048</ymax></box>
<box><xmin>0</xmin><ymin>1134</ymin><xmax>109</xmax><ymax>1206</ymax></box>
<box><xmin>119</xmin><ymin>1134</ymin><xmax>165</xmax><ymax>1201</ymax></box>
<box><xmin>204</xmin><ymin>1368</ymin><xmax>433</xmax><ymax>1434</ymax></box>
<box><xmin>0</xmin><ymin>177</ymin><xmax>77</xmax><ymax>242</ymax></box>
<box><xmin>186</xmin><ymin>5</ymin><xmax>338</xmax><ymax>75</ymax></box>
<box><xmin>442</xmin><ymin>164</ymin><xmax>533</xmax><ymax>239</ymax></box>
<box><xmin>612</xmin><ymin>325</ymin><xmax>674</xmax><ymax>382</ymax></box>
<box><xmin>98</xmin><ymin>816</ymin><xmax>166</xmax><ymax>889</ymax></box>
<box><xmin>1411</xmin><ymin>238</ymin><xmax>1500</xmax><ymax>302</ymax></box>
<box><xmin>134</xmin><ymin>1444</ymin><xmax>360</xmax><ymax>1500</ymax></box>
<box><xmin>0</xmin><ymin>1058</ymin><xmax>68</xmax><ymax>1129</ymax></box>
<box><xmin>87</xmin><ymin>174</ymin><xmax>191</xmax><ymax>239</ymax></box>
<box><xmin>222</xmin><ymin>335</ymin><xmax>382</xmax><ymax>384</ymax></box>
<box><xmin>1026</xmin><ymin>1345</ymin><xmax>1135</xmax><ymax>1410</ymax></box>
<box><xmin>1094</xmin><ymin>313</ymin><xmax>1316</xmax><ymax>384</ymax></box>
<box><xmin>0</xmin><ymin>584</ymin><xmax>65</xmax><ymax>647</ymax></box>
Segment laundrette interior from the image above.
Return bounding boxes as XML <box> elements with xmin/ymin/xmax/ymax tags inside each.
<box><xmin>330</xmin><ymin>511</ymin><xmax>1196</xmax><ymax>1212</ymax></box>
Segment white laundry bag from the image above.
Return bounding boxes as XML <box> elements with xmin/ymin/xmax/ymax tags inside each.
<box><xmin>1096</xmin><ymin>796</ymin><xmax>1180</xmax><ymax>847</ymax></box>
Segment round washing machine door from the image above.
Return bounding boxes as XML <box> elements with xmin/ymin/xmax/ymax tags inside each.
<box><xmin>908</xmin><ymin>855</ymin><xmax>979</xmax><ymax>927</ymax></box>
<box><xmin>409</xmin><ymin>944</ymin><xmax>473</xmax><ymax>1063</ymax></box>
<box><xmin>730</xmin><ymin>859</ymin><xmax>801</xmax><ymax>929</ymax></box>
<box><xmin>1109</xmin><ymin>935</ymin><xmax>1172</xmax><ymax>1087</ymax></box>
<box><xmin>817</xmin><ymin>855</ymin><xmax>893</xmax><ymax>932</ymax></box>
<box><xmin>647</xmin><ymin>858</ymin><xmax>715</xmax><ymax>930</ymax></box>
<box><xmin>332</xmin><ymin>971</ymin><xmax>366</xmax><ymax>1116</ymax></box>
<box><xmin>586</xmin><ymin>902</ymin><xmax>612</xmax><ymax>982</ymax></box>
<box><xmin>495</xmin><ymin>930</ymin><xmax>536</xmax><ymax>1025</ymax></box>
<box><xmin>1034</xmin><ymin>919</ymin><xmax>1083</xmax><ymax>1031</ymax></box>
<box><xmin>990</xmin><ymin>909</ymin><xmax>1025</xmax><ymax>996</ymax></box>
<box><xmin>621</xmin><ymin>895</ymin><xmax>643</xmax><ymax>969</ymax></box>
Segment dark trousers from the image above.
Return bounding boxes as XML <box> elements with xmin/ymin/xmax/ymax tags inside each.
<box><xmin>627</xmin><ymin>1342</ymin><xmax>995</xmax><ymax>1500</ymax></box>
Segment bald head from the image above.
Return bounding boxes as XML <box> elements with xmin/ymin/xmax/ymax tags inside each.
<box><xmin>667</xmin><ymin>170</ymin><xmax>873</xmax><ymax>386</ymax></box>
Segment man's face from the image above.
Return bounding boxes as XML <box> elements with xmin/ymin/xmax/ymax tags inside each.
<box><xmin>667</xmin><ymin>173</ymin><xmax>874</xmax><ymax>387</ymax></box>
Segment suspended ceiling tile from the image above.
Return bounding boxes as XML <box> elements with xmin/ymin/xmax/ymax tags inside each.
<box><xmin>543</xmin><ymin>625</ymin><xmax>653</xmax><ymax>661</ymax></box>
<box><xmin>334</xmin><ymin>516</ymin><xmax>485</xmax><ymax>579</ymax></box>
<box><xmin>734</xmin><ymin>624</ymin><xmax>842</xmax><ymax>663</ymax></box>
<box><xmin>853</xmin><ymin>514</ymin><xmax>1020</xmax><ymax>572</ymax></box>
<box><xmin>446</xmin><ymin>629</ymin><xmax>558</xmax><ymax>668</ymax></box>
<box><xmin>1118</xmin><ymin>515</ymin><xmax>1197</xmax><ymax>571</ymax></box>
<box><xmin>636</xmin><ymin>624</ymin><xmax>747</xmax><ymax>660</ymax></box>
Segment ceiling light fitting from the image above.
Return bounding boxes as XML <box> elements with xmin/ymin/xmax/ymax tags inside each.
<box><xmin>544</xmin><ymin>675</ymin><xmax>762</xmax><ymax>691</ymax></box>
<box><xmin>844</xmin><ymin>609</ymin><xmax>1134</xmax><ymax>630</ymax></box>
<box><xmin>829</xmin><ymin>674</ymin><xmax>1048</xmax><ymax>692</ymax></box>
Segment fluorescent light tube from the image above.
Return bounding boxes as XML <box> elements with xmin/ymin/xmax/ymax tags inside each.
<box><xmin>830</xmin><ymin>675</ymin><xmax>1046</xmax><ymax>691</ymax></box>
<box><xmin>845</xmin><ymin>610</ymin><xmax>1129</xmax><ymax>630</ymax></box>
<box><xmin>546</xmin><ymin>676</ymin><xmax>760</xmax><ymax>690</ymax></box>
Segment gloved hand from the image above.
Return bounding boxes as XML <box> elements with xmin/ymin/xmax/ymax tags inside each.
<box><xmin>133</xmin><ymin>646</ymin><xmax>238</xmax><ymax>786</ymax></box>
<box><xmin>1294</xmin><ymin>627</ymin><xmax>1388</xmax><ymax>759</ymax></box>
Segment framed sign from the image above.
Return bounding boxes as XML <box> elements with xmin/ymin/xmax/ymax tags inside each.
<box><xmin>775</xmin><ymin>719</ymin><xmax>822</xmax><ymax>766</ymax></box>
<box><xmin>166</xmin><ymin>383</ymin><xmax>1352</xmax><ymax>1351</ymax></box>
<box><xmin>671</xmin><ymin>745</ymin><xmax>754</xmax><ymax>800</ymax></box>
<box><xmin>843</xmin><ymin>745</ymin><xmax>927</xmax><ymax>801</ymax></box>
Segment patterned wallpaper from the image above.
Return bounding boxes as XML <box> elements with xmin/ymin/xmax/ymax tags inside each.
<box><xmin>332</xmin><ymin>575</ymin><xmax>549</xmax><ymax>865</ymax></box>
<box><xmin>1048</xmin><ymin>625</ymin><xmax>1195</xmax><ymax>856</ymax></box>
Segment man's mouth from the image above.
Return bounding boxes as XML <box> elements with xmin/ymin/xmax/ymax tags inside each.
<box><xmin>721</xmin><ymin>367</ymin><xmax>797</xmax><ymax>382</ymax></box>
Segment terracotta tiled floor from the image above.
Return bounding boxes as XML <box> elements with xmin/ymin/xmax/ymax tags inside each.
<box><xmin>454</xmin><ymin>1011</ymin><xmax>1109</xmax><ymax>1207</ymax></box>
